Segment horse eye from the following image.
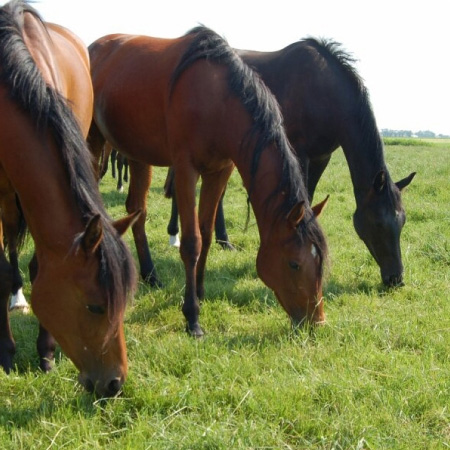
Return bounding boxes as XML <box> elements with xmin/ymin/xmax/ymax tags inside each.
<box><xmin>86</xmin><ymin>304</ymin><xmax>106</xmax><ymax>315</ymax></box>
<box><xmin>289</xmin><ymin>261</ymin><xmax>300</xmax><ymax>270</ymax></box>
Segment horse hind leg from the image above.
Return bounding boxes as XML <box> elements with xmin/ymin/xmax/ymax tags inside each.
<box><xmin>8</xmin><ymin>247</ymin><xmax>29</xmax><ymax>313</ymax></box>
<box><xmin>214</xmin><ymin>190</ymin><xmax>235</xmax><ymax>250</ymax></box>
<box><xmin>0</xmin><ymin>232</ymin><xmax>15</xmax><ymax>372</ymax></box>
<box><xmin>197</xmin><ymin>165</ymin><xmax>235</xmax><ymax>300</ymax></box>
<box><xmin>116</xmin><ymin>152</ymin><xmax>125</xmax><ymax>193</ymax></box>
<box><xmin>126</xmin><ymin>160</ymin><xmax>162</xmax><ymax>287</ymax></box>
<box><xmin>2</xmin><ymin>193</ymin><xmax>29</xmax><ymax>313</ymax></box>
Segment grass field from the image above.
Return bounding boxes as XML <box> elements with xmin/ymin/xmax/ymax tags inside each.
<box><xmin>1</xmin><ymin>142</ymin><xmax>449</xmax><ymax>449</ymax></box>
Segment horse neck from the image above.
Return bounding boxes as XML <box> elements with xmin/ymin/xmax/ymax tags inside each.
<box><xmin>233</xmin><ymin>142</ymin><xmax>289</xmax><ymax>243</ymax></box>
<box><xmin>340</xmin><ymin>119</ymin><xmax>388</xmax><ymax>204</ymax></box>
<box><xmin>1</xmin><ymin>124</ymin><xmax>84</xmax><ymax>259</ymax></box>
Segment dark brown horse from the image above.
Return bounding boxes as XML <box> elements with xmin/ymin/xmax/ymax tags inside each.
<box><xmin>166</xmin><ymin>38</ymin><xmax>416</xmax><ymax>287</ymax></box>
<box><xmin>88</xmin><ymin>27</ymin><xmax>329</xmax><ymax>336</ymax></box>
<box><xmin>0</xmin><ymin>0</ymin><xmax>138</xmax><ymax>396</ymax></box>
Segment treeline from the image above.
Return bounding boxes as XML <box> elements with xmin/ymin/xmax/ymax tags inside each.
<box><xmin>381</xmin><ymin>129</ymin><xmax>450</xmax><ymax>139</ymax></box>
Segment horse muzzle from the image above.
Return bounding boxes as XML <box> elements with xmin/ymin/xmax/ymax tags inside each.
<box><xmin>78</xmin><ymin>372</ymin><xmax>125</xmax><ymax>397</ymax></box>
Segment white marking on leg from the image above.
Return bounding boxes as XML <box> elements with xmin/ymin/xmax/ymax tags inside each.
<box><xmin>169</xmin><ymin>234</ymin><xmax>181</xmax><ymax>248</ymax></box>
<box><xmin>9</xmin><ymin>288</ymin><xmax>30</xmax><ymax>314</ymax></box>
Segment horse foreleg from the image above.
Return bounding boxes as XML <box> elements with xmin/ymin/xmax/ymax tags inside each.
<box><xmin>175</xmin><ymin>166</ymin><xmax>203</xmax><ymax>337</ymax></box>
<box><xmin>37</xmin><ymin>324</ymin><xmax>56</xmax><ymax>372</ymax></box>
<box><xmin>197</xmin><ymin>166</ymin><xmax>235</xmax><ymax>299</ymax></box>
<box><xmin>126</xmin><ymin>160</ymin><xmax>162</xmax><ymax>287</ymax></box>
<box><xmin>306</xmin><ymin>155</ymin><xmax>331</xmax><ymax>202</ymax></box>
<box><xmin>0</xmin><ymin>230</ymin><xmax>15</xmax><ymax>372</ymax></box>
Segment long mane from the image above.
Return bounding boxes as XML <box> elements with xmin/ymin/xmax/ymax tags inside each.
<box><xmin>170</xmin><ymin>26</ymin><xmax>327</xmax><ymax>271</ymax></box>
<box><xmin>303</xmin><ymin>38</ymin><xmax>386</xmax><ymax>169</ymax></box>
<box><xmin>0</xmin><ymin>0</ymin><xmax>136</xmax><ymax>320</ymax></box>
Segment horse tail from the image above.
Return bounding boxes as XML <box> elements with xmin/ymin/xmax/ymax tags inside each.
<box><xmin>163</xmin><ymin>167</ymin><xmax>175</xmax><ymax>199</ymax></box>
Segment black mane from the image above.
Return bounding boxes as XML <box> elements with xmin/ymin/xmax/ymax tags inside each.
<box><xmin>0</xmin><ymin>0</ymin><xmax>136</xmax><ymax>320</ymax></box>
<box><xmin>303</xmin><ymin>38</ymin><xmax>387</xmax><ymax>174</ymax></box>
<box><xmin>170</xmin><ymin>26</ymin><xmax>328</xmax><ymax>271</ymax></box>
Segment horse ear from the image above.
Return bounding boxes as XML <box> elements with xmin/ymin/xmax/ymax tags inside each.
<box><xmin>312</xmin><ymin>195</ymin><xmax>329</xmax><ymax>218</ymax></box>
<box><xmin>396</xmin><ymin>172</ymin><xmax>416</xmax><ymax>191</ymax></box>
<box><xmin>81</xmin><ymin>214</ymin><xmax>103</xmax><ymax>254</ymax></box>
<box><xmin>286</xmin><ymin>201</ymin><xmax>305</xmax><ymax>228</ymax></box>
<box><xmin>113</xmin><ymin>209</ymin><xmax>142</xmax><ymax>236</ymax></box>
<box><xmin>373</xmin><ymin>170</ymin><xmax>387</xmax><ymax>194</ymax></box>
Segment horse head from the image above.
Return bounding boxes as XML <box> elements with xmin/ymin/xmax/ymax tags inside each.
<box><xmin>31</xmin><ymin>211</ymin><xmax>140</xmax><ymax>397</ymax></box>
<box><xmin>256</xmin><ymin>196</ymin><xmax>329</xmax><ymax>326</ymax></box>
<box><xmin>353</xmin><ymin>170</ymin><xmax>416</xmax><ymax>287</ymax></box>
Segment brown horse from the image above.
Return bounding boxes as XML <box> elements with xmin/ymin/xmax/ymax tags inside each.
<box><xmin>88</xmin><ymin>27</ymin><xmax>329</xmax><ymax>336</ymax></box>
<box><xmin>167</xmin><ymin>39</ymin><xmax>416</xmax><ymax>287</ymax></box>
<box><xmin>0</xmin><ymin>0</ymin><xmax>138</xmax><ymax>397</ymax></box>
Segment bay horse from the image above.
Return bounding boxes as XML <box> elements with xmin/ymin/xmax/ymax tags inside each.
<box><xmin>167</xmin><ymin>39</ymin><xmax>416</xmax><ymax>287</ymax></box>
<box><xmin>88</xmin><ymin>27</ymin><xmax>329</xmax><ymax>336</ymax></box>
<box><xmin>0</xmin><ymin>0</ymin><xmax>138</xmax><ymax>397</ymax></box>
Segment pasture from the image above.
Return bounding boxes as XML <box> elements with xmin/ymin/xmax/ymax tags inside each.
<box><xmin>1</xmin><ymin>141</ymin><xmax>449</xmax><ymax>448</ymax></box>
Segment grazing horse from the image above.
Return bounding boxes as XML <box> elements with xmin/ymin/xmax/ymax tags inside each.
<box><xmin>0</xmin><ymin>0</ymin><xmax>138</xmax><ymax>397</ymax></box>
<box><xmin>167</xmin><ymin>39</ymin><xmax>416</xmax><ymax>287</ymax></box>
<box><xmin>88</xmin><ymin>27</ymin><xmax>329</xmax><ymax>336</ymax></box>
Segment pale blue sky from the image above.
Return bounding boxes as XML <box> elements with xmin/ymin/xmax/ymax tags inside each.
<box><xmin>6</xmin><ymin>0</ymin><xmax>450</xmax><ymax>135</ymax></box>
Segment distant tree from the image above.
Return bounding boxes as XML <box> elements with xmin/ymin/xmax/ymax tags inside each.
<box><xmin>417</xmin><ymin>130</ymin><xmax>436</xmax><ymax>138</ymax></box>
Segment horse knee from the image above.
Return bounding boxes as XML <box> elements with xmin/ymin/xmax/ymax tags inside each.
<box><xmin>180</xmin><ymin>235</ymin><xmax>201</xmax><ymax>265</ymax></box>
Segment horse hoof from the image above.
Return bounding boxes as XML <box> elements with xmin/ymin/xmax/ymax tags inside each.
<box><xmin>9</xmin><ymin>304</ymin><xmax>30</xmax><ymax>314</ymax></box>
<box><xmin>217</xmin><ymin>240</ymin><xmax>236</xmax><ymax>251</ymax></box>
<box><xmin>149</xmin><ymin>277</ymin><xmax>163</xmax><ymax>289</ymax></box>
<box><xmin>169</xmin><ymin>234</ymin><xmax>180</xmax><ymax>248</ymax></box>
<box><xmin>40</xmin><ymin>358</ymin><xmax>54</xmax><ymax>373</ymax></box>
<box><xmin>186</xmin><ymin>323</ymin><xmax>204</xmax><ymax>338</ymax></box>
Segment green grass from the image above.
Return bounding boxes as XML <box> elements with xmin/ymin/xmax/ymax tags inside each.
<box><xmin>1</xmin><ymin>144</ymin><xmax>449</xmax><ymax>449</ymax></box>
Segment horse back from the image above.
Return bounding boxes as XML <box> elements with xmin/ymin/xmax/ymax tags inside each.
<box><xmin>240</xmin><ymin>41</ymin><xmax>355</xmax><ymax>158</ymax></box>
<box><xmin>22</xmin><ymin>16</ymin><xmax>93</xmax><ymax>135</ymax></box>
<box><xmin>89</xmin><ymin>34</ymin><xmax>219</xmax><ymax>166</ymax></box>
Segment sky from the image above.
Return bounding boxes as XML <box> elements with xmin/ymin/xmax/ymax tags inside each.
<box><xmin>8</xmin><ymin>0</ymin><xmax>450</xmax><ymax>135</ymax></box>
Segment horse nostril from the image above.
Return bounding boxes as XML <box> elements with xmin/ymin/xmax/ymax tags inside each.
<box><xmin>107</xmin><ymin>378</ymin><xmax>123</xmax><ymax>396</ymax></box>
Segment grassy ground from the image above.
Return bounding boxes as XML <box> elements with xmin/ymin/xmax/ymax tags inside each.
<box><xmin>1</xmin><ymin>143</ymin><xmax>449</xmax><ymax>449</ymax></box>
